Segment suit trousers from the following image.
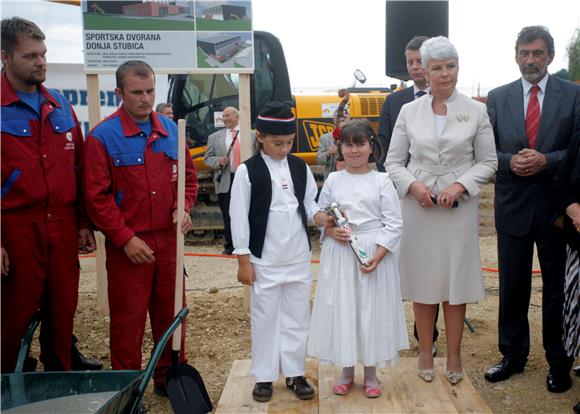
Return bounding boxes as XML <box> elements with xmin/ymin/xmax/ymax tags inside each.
<box><xmin>250</xmin><ymin>261</ymin><xmax>311</xmax><ymax>382</ymax></box>
<box><xmin>218</xmin><ymin>174</ymin><xmax>234</xmax><ymax>250</ymax></box>
<box><xmin>497</xmin><ymin>223</ymin><xmax>573</xmax><ymax>372</ymax></box>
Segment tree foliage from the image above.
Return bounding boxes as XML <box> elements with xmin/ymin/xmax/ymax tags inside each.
<box><xmin>568</xmin><ymin>27</ymin><xmax>580</xmax><ymax>81</ymax></box>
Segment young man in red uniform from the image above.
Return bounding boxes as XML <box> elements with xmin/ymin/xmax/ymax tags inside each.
<box><xmin>83</xmin><ymin>60</ymin><xmax>198</xmax><ymax>396</ymax></box>
<box><xmin>1</xmin><ymin>17</ymin><xmax>96</xmax><ymax>372</ymax></box>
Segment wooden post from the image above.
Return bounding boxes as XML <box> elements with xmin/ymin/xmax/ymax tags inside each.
<box><xmin>86</xmin><ymin>73</ymin><xmax>109</xmax><ymax>316</ymax></box>
<box><xmin>172</xmin><ymin>120</ymin><xmax>186</xmax><ymax>349</ymax></box>
<box><xmin>238</xmin><ymin>73</ymin><xmax>252</xmax><ymax>312</ymax></box>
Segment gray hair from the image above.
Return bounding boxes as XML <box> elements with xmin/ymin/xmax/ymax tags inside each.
<box><xmin>420</xmin><ymin>36</ymin><xmax>458</xmax><ymax>68</ymax></box>
<box><xmin>155</xmin><ymin>103</ymin><xmax>172</xmax><ymax>112</ymax></box>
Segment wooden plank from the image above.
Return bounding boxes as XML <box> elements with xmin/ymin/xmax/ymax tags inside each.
<box><xmin>434</xmin><ymin>359</ymin><xmax>492</xmax><ymax>414</ymax></box>
<box><xmin>217</xmin><ymin>358</ymin><xmax>491</xmax><ymax>413</ymax></box>
<box><xmin>388</xmin><ymin>358</ymin><xmax>458</xmax><ymax>413</ymax></box>
<box><xmin>238</xmin><ymin>73</ymin><xmax>252</xmax><ymax>314</ymax></box>
<box><xmin>319</xmin><ymin>358</ymin><xmax>490</xmax><ymax>414</ymax></box>
<box><xmin>216</xmin><ymin>359</ymin><xmax>318</xmax><ymax>414</ymax></box>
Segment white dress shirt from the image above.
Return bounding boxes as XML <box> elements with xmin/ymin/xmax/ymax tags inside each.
<box><xmin>224</xmin><ymin>125</ymin><xmax>239</xmax><ymax>165</ymax></box>
<box><xmin>522</xmin><ymin>73</ymin><xmax>549</xmax><ymax>115</ymax></box>
<box><xmin>230</xmin><ymin>152</ymin><xmax>321</xmax><ymax>266</ymax></box>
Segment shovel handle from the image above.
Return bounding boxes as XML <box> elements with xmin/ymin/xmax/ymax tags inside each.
<box><xmin>173</xmin><ymin>119</ymin><xmax>186</xmax><ymax>351</ymax></box>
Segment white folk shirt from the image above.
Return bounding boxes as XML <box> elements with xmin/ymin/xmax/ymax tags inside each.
<box><xmin>230</xmin><ymin>152</ymin><xmax>320</xmax><ymax>266</ymax></box>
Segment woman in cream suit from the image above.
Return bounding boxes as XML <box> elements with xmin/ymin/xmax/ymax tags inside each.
<box><xmin>385</xmin><ymin>36</ymin><xmax>497</xmax><ymax>385</ymax></box>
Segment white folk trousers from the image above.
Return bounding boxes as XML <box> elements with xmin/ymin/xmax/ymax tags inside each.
<box><xmin>250</xmin><ymin>260</ymin><xmax>311</xmax><ymax>382</ymax></box>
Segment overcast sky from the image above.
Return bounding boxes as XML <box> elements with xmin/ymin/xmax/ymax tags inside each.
<box><xmin>1</xmin><ymin>0</ymin><xmax>578</xmax><ymax>96</ymax></box>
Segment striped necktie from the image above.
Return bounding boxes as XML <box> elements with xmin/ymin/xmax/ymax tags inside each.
<box><xmin>525</xmin><ymin>85</ymin><xmax>540</xmax><ymax>148</ymax></box>
<box><xmin>231</xmin><ymin>129</ymin><xmax>240</xmax><ymax>171</ymax></box>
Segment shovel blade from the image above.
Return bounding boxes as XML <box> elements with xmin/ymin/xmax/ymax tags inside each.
<box><xmin>166</xmin><ymin>363</ymin><xmax>212</xmax><ymax>414</ymax></box>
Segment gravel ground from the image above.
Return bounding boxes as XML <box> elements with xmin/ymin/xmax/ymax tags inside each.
<box><xmin>27</xmin><ymin>184</ymin><xmax>579</xmax><ymax>412</ymax></box>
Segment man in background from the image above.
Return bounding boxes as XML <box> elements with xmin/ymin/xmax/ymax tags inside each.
<box><xmin>204</xmin><ymin>106</ymin><xmax>255</xmax><ymax>255</ymax></box>
<box><xmin>377</xmin><ymin>35</ymin><xmax>429</xmax><ymax>171</ymax></box>
<box><xmin>156</xmin><ymin>102</ymin><xmax>174</xmax><ymax>120</ymax></box>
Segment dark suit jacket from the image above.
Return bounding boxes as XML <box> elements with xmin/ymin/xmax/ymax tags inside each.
<box><xmin>377</xmin><ymin>87</ymin><xmax>415</xmax><ymax>168</ymax></box>
<box><xmin>487</xmin><ymin>75</ymin><xmax>580</xmax><ymax>236</ymax></box>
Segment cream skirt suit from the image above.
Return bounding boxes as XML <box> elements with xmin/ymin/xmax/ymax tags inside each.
<box><xmin>385</xmin><ymin>90</ymin><xmax>497</xmax><ymax>304</ymax></box>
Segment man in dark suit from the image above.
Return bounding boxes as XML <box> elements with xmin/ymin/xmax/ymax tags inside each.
<box><xmin>485</xmin><ymin>25</ymin><xmax>580</xmax><ymax>393</ymax></box>
<box><xmin>377</xmin><ymin>35</ymin><xmax>428</xmax><ymax>171</ymax></box>
<box><xmin>378</xmin><ymin>35</ymin><xmax>440</xmax><ymax>355</ymax></box>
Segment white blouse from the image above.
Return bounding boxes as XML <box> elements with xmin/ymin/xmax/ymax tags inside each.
<box><xmin>229</xmin><ymin>152</ymin><xmax>321</xmax><ymax>266</ymax></box>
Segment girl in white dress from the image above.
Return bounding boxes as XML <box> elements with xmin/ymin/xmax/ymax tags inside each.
<box><xmin>308</xmin><ymin>119</ymin><xmax>409</xmax><ymax>398</ymax></box>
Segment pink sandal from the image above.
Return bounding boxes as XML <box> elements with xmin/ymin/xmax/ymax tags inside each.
<box><xmin>332</xmin><ymin>379</ymin><xmax>354</xmax><ymax>395</ymax></box>
<box><xmin>363</xmin><ymin>381</ymin><xmax>382</xmax><ymax>398</ymax></box>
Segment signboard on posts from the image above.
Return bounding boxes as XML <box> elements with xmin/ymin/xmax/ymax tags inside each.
<box><xmin>81</xmin><ymin>0</ymin><xmax>254</xmax><ymax>74</ymax></box>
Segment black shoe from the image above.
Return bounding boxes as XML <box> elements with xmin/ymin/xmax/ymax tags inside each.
<box><xmin>71</xmin><ymin>345</ymin><xmax>103</xmax><ymax>371</ymax></box>
<box><xmin>153</xmin><ymin>383</ymin><xmax>168</xmax><ymax>398</ymax></box>
<box><xmin>573</xmin><ymin>402</ymin><xmax>580</xmax><ymax>413</ymax></box>
<box><xmin>285</xmin><ymin>376</ymin><xmax>314</xmax><ymax>400</ymax></box>
<box><xmin>484</xmin><ymin>358</ymin><xmax>525</xmax><ymax>383</ymax></box>
<box><xmin>546</xmin><ymin>371</ymin><xmax>572</xmax><ymax>393</ymax></box>
<box><xmin>252</xmin><ymin>382</ymin><xmax>273</xmax><ymax>402</ymax></box>
<box><xmin>222</xmin><ymin>248</ymin><xmax>234</xmax><ymax>255</ymax></box>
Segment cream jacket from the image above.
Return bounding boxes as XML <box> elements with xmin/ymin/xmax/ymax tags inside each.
<box><xmin>385</xmin><ymin>90</ymin><xmax>497</xmax><ymax>200</ymax></box>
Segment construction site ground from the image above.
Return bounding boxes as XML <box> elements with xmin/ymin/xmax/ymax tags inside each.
<box><xmin>29</xmin><ymin>184</ymin><xmax>579</xmax><ymax>413</ymax></box>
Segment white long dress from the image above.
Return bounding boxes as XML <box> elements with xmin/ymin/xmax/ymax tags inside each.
<box><xmin>308</xmin><ymin>170</ymin><xmax>409</xmax><ymax>368</ymax></box>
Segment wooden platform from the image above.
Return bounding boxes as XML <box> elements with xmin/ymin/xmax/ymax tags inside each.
<box><xmin>215</xmin><ymin>358</ymin><xmax>492</xmax><ymax>414</ymax></box>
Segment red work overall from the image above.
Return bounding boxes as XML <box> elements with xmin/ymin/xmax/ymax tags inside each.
<box><xmin>1</xmin><ymin>73</ymin><xmax>86</xmax><ymax>372</ymax></box>
<box><xmin>83</xmin><ymin>106</ymin><xmax>198</xmax><ymax>386</ymax></box>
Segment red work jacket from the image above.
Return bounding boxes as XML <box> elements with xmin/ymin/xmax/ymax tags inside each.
<box><xmin>1</xmin><ymin>73</ymin><xmax>87</xmax><ymax>226</ymax></box>
<box><xmin>83</xmin><ymin>106</ymin><xmax>198</xmax><ymax>247</ymax></box>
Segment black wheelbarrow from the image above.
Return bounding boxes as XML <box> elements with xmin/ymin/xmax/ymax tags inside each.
<box><xmin>1</xmin><ymin>307</ymin><xmax>190</xmax><ymax>413</ymax></box>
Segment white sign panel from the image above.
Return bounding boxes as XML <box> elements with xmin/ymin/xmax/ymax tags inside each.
<box><xmin>82</xmin><ymin>0</ymin><xmax>254</xmax><ymax>74</ymax></box>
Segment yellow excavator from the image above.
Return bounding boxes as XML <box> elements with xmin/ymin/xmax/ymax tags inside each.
<box><xmin>167</xmin><ymin>31</ymin><xmax>391</xmax><ymax>234</ymax></box>
<box><xmin>49</xmin><ymin>2</ymin><xmax>392</xmax><ymax>235</ymax></box>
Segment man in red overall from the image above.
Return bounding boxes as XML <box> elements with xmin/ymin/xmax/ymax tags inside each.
<box><xmin>83</xmin><ymin>60</ymin><xmax>198</xmax><ymax>396</ymax></box>
<box><xmin>1</xmin><ymin>17</ymin><xmax>96</xmax><ymax>372</ymax></box>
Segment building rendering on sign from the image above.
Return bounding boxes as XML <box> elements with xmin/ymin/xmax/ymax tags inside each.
<box><xmin>202</xmin><ymin>4</ymin><xmax>247</xmax><ymax>20</ymax></box>
<box><xmin>198</xmin><ymin>34</ymin><xmax>243</xmax><ymax>62</ymax></box>
<box><xmin>122</xmin><ymin>1</ymin><xmax>188</xmax><ymax>17</ymax></box>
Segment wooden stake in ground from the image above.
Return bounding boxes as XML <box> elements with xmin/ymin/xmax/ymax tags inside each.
<box><xmin>86</xmin><ymin>73</ymin><xmax>109</xmax><ymax>316</ymax></box>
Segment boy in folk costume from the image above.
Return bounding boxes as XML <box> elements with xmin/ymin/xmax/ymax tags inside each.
<box><xmin>230</xmin><ymin>101</ymin><xmax>329</xmax><ymax>402</ymax></box>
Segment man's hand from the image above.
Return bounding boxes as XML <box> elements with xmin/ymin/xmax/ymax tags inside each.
<box><xmin>218</xmin><ymin>156</ymin><xmax>229</xmax><ymax>167</ymax></box>
<box><xmin>237</xmin><ymin>255</ymin><xmax>255</xmax><ymax>286</ymax></box>
<box><xmin>313</xmin><ymin>211</ymin><xmax>334</xmax><ymax>228</ymax></box>
<box><xmin>510</xmin><ymin>149</ymin><xmax>548</xmax><ymax>176</ymax></box>
<box><xmin>172</xmin><ymin>210</ymin><xmax>192</xmax><ymax>233</ymax></box>
<box><xmin>78</xmin><ymin>228</ymin><xmax>96</xmax><ymax>254</ymax></box>
<box><xmin>328</xmin><ymin>144</ymin><xmax>338</xmax><ymax>156</ymax></box>
<box><xmin>1</xmin><ymin>247</ymin><xmax>9</xmax><ymax>276</ymax></box>
<box><xmin>123</xmin><ymin>236</ymin><xmax>155</xmax><ymax>264</ymax></box>
<box><xmin>566</xmin><ymin>202</ymin><xmax>580</xmax><ymax>232</ymax></box>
